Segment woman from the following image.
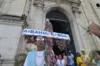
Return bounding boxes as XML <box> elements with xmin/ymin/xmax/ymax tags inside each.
<box><xmin>63</xmin><ymin>53</ymin><xmax>68</xmax><ymax>66</ymax></box>
<box><xmin>56</xmin><ymin>55</ymin><xmax>66</xmax><ymax>66</ymax></box>
<box><xmin>56</xmin><ymin>55</ymin><xmax>59</xmax><ymax>62</ymax></box>
<box><xmin>76</xmin><ymin>52</ymin><xmax>86</xmax><ymax>66</ymax></box>
<box><xmin>68</xmin><ymin>52</ymin><xmax>75</xmax><ymax>66</ymax></box>
<box><xmin>55</xmin><ymin>55</ymin><xmax>59</xmax><ymax>66</ymax></box>
<box><xmin>96</xmin><ymin>51</ymin><xmax>100</xmax><ymax>66</ymax></box>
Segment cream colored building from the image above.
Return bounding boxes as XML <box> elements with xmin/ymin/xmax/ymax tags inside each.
<box><xmin>0</xmin><ymin>0</ymin><xmax>100</xmax><ymax>66</ymax></box>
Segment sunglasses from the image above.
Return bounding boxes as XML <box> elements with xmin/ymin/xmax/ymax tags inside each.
<box><xmin>36</xmin><ymin>38</ymin><xmax>44</xmax><ymax>41</ymax></box>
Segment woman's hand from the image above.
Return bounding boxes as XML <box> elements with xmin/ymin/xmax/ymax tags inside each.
<box><xmin>89</xmin><ymin>23</ymin><xmax>100</xmax><ymax>38</ymax></box>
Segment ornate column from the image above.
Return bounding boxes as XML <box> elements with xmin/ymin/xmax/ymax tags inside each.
<box><xmin>33</xmin><ymin>0</ymin><xmax>44</xmax><ymax>30</ymax></box>
<box><xmin>68</xmin><ymin>0</ymin><xmax>84</xmax><ymax>52</ymax></box>
<box><xmin>67</xmin><ymin>0</ymin><xmax>81</xmax><ymax>14</ymax></box>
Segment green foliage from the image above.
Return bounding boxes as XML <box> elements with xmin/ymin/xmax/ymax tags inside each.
<box><xmin>89</xmin><ymin>50</ymin><xmax>99</xmax><ymax>64</ymax></box>
<box><xmin>14</xmin><ymin>48</ymin><xmax>32</xmax><ymax>66</ymax></box>
<box><xmin>22</xmin><ymin>21</ymin><xmax>28</xmax><ymax>29</ymax></box>
<box><xmin>14</xmin><ymin>53</ymin><xmax>27</xmax><ymax>66</ymax></box>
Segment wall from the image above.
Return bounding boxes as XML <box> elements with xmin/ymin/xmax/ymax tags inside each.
<box><xmin>0</xmin><ymin>21</ymin><xmax>23</xmax><ymax>66</ymax></box>
<box><xmin>77</xmin><ymin>0</ymin><xmax>100</xmax><ymax>51</ymax></box>
<box><xmin>0</xmin><ymin>0</ymin><xmax>27</xmax><ymax>16</ymax></box>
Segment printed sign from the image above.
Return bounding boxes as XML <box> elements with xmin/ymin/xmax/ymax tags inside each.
<box><xmin>23</xmin><ymin>29</ymin><xmax>70</xmax><ymax>40</ymax></box>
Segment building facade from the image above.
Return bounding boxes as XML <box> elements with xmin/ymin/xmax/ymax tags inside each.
<box><xmin>0</xmin><ymin>0</ymin><xmax>100</xmax><ymax>66</ymax></box>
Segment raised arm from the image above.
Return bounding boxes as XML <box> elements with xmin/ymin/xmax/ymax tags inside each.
<box><xmin>89</xmin><ymin>23</ymin><xmax>100</xmax><ymax>38</ymax></box>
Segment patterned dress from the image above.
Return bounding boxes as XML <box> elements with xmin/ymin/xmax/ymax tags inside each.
<box><xmin>44</xmin><ymin>19</ymin><xmax>56</xmax><ymax>66</ymax></box>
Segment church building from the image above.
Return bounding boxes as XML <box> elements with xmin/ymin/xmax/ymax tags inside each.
<box><xmin>0</xmin><ymin>0</ymin><xmax>100</xmax><ymax>66</ymax></box>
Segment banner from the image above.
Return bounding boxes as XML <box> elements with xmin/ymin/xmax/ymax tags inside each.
<box><xmin>23</xmin><ymin>29</ymin><xmax>70</xmax><ymax>40</ymax></box>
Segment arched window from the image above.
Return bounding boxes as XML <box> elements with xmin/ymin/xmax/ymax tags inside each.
<box><xmin>46</xmin><ymin>10</ymin><xmax>69</xmax><ymax>22</ymax></box>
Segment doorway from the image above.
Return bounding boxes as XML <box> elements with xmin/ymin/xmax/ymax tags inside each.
<box><xmin>46</xmin><ymin>9</ymin><xmax>76</xmax><ymax>56</ymax></box>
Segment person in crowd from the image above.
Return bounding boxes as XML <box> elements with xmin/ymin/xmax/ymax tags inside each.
<box><xmin>76</xmin><ymin>52</ymin><xmax>86</xmax><ymax>66</ymax></box>
<box><xmin>68</xmin><ymin>52</ymin><xmax>75</xmax><ymax>66</ymax></box>
<box><xmin>55</xmin><ymin>55</ymin><xmax>59</xmax><ymax>66</ymax></box>
<box><xmin>56</xmin><ymin>55</ymin><xmax>66</xmax><ymax>66</ymax></box>
<box><xmin>24</xmin><ymin>36</ymin><xmax>46</xmax><ymax>66</ymax></box>
<box><xmin>81</xmin><ymin>49</ymin><xmax>91</xmax><ymax>66</ymax></box>
<box><xmin>56</xmin><ymin>55</ymin><xmax>59</xmax><ymax>62</ymax></box>
<box><xmin>69</xmin><ymin>51</ymin><xmax>74</xmax><ymax>58</ymax></box>
<box><xmin>96</xmin><ymin>51</ymin><xmax>100</xmax><ymax>66</ymax></box>
<box><xmin>63</xmin><ymin>53</ymin><xmax>68</xmax><ymax>66</ymax></box>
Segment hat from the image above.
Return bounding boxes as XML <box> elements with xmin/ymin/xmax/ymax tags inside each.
<box><xmin>81</xmin><ymin>49</ymin><xmax>85</xmax><ymax>51</ymax></box>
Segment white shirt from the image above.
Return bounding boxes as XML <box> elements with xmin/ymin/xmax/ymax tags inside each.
<box><xmin>71</xmin><ymin>54</ymin><xmax>74</xmax><ymax>58</ymax></box>
<box><xmin>35</xmin><ymin>51</ymin><xmax>45</xmax><ymax>66</ymax></box>
<box><xmin>63</xmin><ymin>56</ymin><xmax>67</xmax><ymax>65</ymax></box>
<box><xmin>24</xmin><ymin>50</ymin><xmax>45</xmax><ymax>66</ymax></box>
<box><xmin>56</xmin><ymin>59</ymin><xmax>65</xmax><ymax>66</ymax></box>
<box><xmin>68</xmin><ymin>55</ymin><xmax>74</xmax><ymax>65</ymax></box>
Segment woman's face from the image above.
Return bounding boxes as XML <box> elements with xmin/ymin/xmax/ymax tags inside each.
<box><xmin>59</xmin><ymin>55</ymin><xmax>62</xmax><ymax>59</ymax></box>
<box><xmin>96</xmin><ymin>53</ymin><xmax>100</xmax><ymax>59</ymax></box>
<box><xmin>56</xmin><ymin>55</ymin><xmax>58</xmax><ymax>59</ymax></box>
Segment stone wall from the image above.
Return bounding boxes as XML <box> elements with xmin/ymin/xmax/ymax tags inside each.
<box><xmin>0</xmin><ymin>20</ymin><xmax>23</xmax><ymax>66</ymax></box>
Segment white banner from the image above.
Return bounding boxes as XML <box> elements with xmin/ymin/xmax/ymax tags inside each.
<box><xmin>23</xmin><ymin>29</ymin><xmax>70</xmax><ymax>40</ymax></box>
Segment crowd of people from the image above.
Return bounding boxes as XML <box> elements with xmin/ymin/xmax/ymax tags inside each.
<box><xmin>55</xmin><ymin>49</ymin><xmax>100</xmax><ymax>66</ymax></box>
<box><xmin>23</xmin><ymin>23</ymin><xmax>100</xmax><ymax>66</ymax></box>
<box><xmin>54</xmin><ymin>52</ymin><xmax>74</xmax><ymax>66</ymax></box>
<box><xmin>55</xmin><ymin>50</ymin><xmax>90</xmax><ymax>66</ymax></box>
<box><xmin>76</xmin><ymin>49</ymin><xmax>91</xmax><ymax>66</ymax></box>
<box><xmin>76</xmin><ymin>50</ymin><xmax>100</xmax><ymax>66</ymax></box>
<box><xmin>24</xmin><ymin>35</ymin><xmax>100</xmax><ymax>66</ymax></box>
